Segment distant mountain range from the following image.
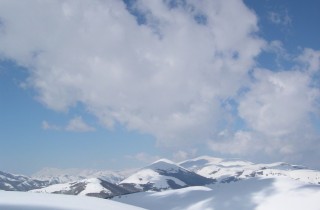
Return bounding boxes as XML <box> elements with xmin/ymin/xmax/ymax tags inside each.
<box><xmin>32</xmin><ymin>167</ymin><xmax>133</xmax><ymax>184</ymax></box>
<box><xmin>1</xmin><ymin>156</ymin><xmax>319</xmax><ymax>199</ymax></box>
<box><xmin>180</xmin><ymin>156</ymin><xmax>320</xmax><ymax>185</ymax></box>
<box><xmin>0</xmin><ymin>170</ymin><xmax>49</xmax><ymax>191</ymax></box>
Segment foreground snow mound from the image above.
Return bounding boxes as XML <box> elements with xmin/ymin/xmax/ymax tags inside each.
<box><xmin>0</xmin><ymin>190</ymin><xmax>146</xmax><ymax>210</ymax></box>
<box><xmin>120</xmin><ymin>159</ymin><xmax>214</xmax><ymax>191</ymax></box>
<box><xmin>31</xmin><ymin>178</ymin><xmax>137</xmax><ymax>198</ymax></box>
<box><xmin>114</xmin><ymin>177</ymin><xmax>320</xmax><ymax>210</ymax></box>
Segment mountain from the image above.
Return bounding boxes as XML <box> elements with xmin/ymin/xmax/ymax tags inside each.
<box><xmin>180</xmin><ymin>156</ymin><xmax>320</xmax><ymax>185</ymax></box>
<box><xmin>0</xmin><ymin>170</ymin><xmax>50</xmax><ymax>191</ymax></box>
<box><xmin>31</xmin><ymin>177</ymin><xmax>139</xmax><ymax>198</ymax></box>
<box><xmin>120</xmin><ymin>159</ymin><xmax>214</xmax><ymax>191</ymax></box>
<box><xmin>2</xmin><ymin>155</ymin><xmax>320</xmax><ymax>204</ymax></box>
<box><xmin>32</xmin><ymin>167</ymin><xmax>133</xmax><ymax>184</ymax></box>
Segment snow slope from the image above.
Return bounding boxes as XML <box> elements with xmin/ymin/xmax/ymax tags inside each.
<box><xmin>120</xmin><ymin>159</ymin><xmax>213</xmax><ymax>191</ymax></box>
<box><xmin>0</xmin><ymin>190</ymin><xmax>146</xmax><ymax>210</ymax></box>
<box><xmin>180</xmin><ymin>156</ymin><xmax>320</xmax><ymax>185</ymax></box>
<box><xmin>31</xmin><ymin>178</ymin><xmax>137</xmax><ymax>198</ymax></box>
<box><xmin>113</xmin><ymin>177</ymin><xmax>320</xmax><ymax>210</ymax></box>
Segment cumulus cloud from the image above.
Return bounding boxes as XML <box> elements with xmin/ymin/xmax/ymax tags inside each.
<box><xmin>210</xmin><ymin>50</ymin><xmax>320</xmax><ymax>165</ymax></box>
<box><xmin>0</xmin><ymin>0</ymin><xmax>264</xmax><ymax>146</ymax></box>
<box><xmin>239</xmin><ymin>69</ymin><xmax>318</xmax><ymax>137</ymax></box>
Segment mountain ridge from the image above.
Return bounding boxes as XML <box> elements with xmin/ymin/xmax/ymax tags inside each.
<box><xmin>1</xmin><ymin>156</ymin><xmax>319</xmax><ymax>199</ymax></box>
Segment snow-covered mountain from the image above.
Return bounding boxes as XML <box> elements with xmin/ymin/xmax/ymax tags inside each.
<box><xmin>2</xmin><ymin>155</ymin><xmax>320</xmax><ymax>205</ymax></box>
<box><xmin>120</xmin><ymin>159</ymin><xmax>214</xmax><ymax>191</ymax></box>
<box><xmin>31</xmin><ymin>177</ymin><xmax>139</xmax><ymax>198</ymax></box>
<box><xmin>180</xmin><ymin>156</ymin><xmax>320</xmax><ymax>185</ymax></box>
<box><xmin>0</xmin><ymin>170</ymin><xmax>50</xmax><ymax>191</ymax></box>
<box><xmin>32</xmin><ymin>167</ymin><xmax>133</xmax><ymax>184</ymax></box>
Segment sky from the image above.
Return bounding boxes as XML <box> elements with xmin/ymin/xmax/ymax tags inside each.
<box><xmin>0</xmin><ymin>0</ymin><xmax>319</xmax><ymax>175</ymax></box>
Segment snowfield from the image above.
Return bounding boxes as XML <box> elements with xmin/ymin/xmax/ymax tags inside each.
<box><xmin>31</xmin><ymin>178</ymin><xmax>111</xmax><ymax>195</ymax></box>
<box><xmin>120</xmin><ymin>168</ymin><xmax>187</xmax><ymax>190</ymax></box>
<box><xmin>113</xmin><ymin>177</ymin><xmax>320</xmax><ymax>210</ymax></box>
<box><xmin>180</xmin><ymin>156</ymin><xmax>320</xmax><ymax>185</ymax></box>
<box><xmin>0</xmin><ymin>190</ymin><xmax>146</xmax><ymax>210</ymax></box>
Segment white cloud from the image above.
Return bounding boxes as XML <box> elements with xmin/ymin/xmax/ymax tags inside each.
<box><xmin>42</xmin><ymin>121</ymin><xmax>61</xmax><ymax>131</ymax></box>
<box><xmin>210</xmin><ymin>50</ymin><xmax>320</xmax><ymax>164</ymax></box>
<box><xmin>265</xmin><ymin>40</ymin><xmax>291</xmax><ymax>61</ymax></box>
<box><xmin>211</xmin><ymin>128</ymin><xmax>320</xmax><ymax>167</ymax></box>
<box><xmin>210</xmin><ymin>130</ymin><xmax>257</xmax><ymax>155</ymax></box>
<box><xmin>65</xmin><ymin>116</ymin><xmax>95</xmax><ymax>132</ymax></box>
<box><xmin>42</xmin><ymin>117</ymin><xmax>95</xmax><ymax>132</ymax></box>
<box><xmin>297</xmin><ymin>48</ymin><xmax>320</xmax><ymax>73</ymax></box>
<box><xmin>172</xmin><ymin>149</ymin><xmax>198</xmax><ymax>162</ymax></box>
<box><xmin>239</xmin><ymin>68</ymin><xmax>318</xmax><ymax>137</ymax></box>
<box><xmin>0</xmin><ymin>0</ymin><xmax>264</xmax><ymax>147</ymax></box>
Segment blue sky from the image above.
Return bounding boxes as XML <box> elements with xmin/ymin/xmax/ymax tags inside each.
<box><xmin>0</xmin><ymin>0</ymin><xmax>319</xmax><ymax>175</ymax></box>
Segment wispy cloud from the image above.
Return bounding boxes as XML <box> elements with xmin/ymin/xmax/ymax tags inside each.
<box><xmin>126</xmin><ymin>153</ymin><xmax>161</xmax><ymax>164</ymax></box>
<box><xmin>42</xmin><ymin>121</ymin><xmax>61</xmax><ymax>131</ymax></box>
<box><xmin>172</xmin><ymin>149</ymin><xmax>198</xmax><ymax>162</ymax></box>
<box><xmin>65</xmin><ymin>116</ymin><xmax>95</xmax><ymax>132</ymax></box>
<box><xmin>268</xmin><ymin>10</ymin><xmax>292</xmax><ymax>26</ymax></box>
<box><xmin>42</xmin><ymin>117</ymin><xmax>95</xmax><ymax>132</ymax></box>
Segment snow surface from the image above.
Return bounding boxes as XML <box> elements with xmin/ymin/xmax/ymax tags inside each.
<box><xmin>0</xmin><ymin>190</ymin><xmax>146</xmax><ymax>210</ymax></box>
<box><xmin>79</xmin><ymin>178</ymin><xmax>111</xmax><ymax>195</ymax></box>
<box><xmin>181</xmin><ymin>156</ymin><xmax>320</xmax><ymax>185</ymax></box>
<box><xmin>195</xmin><ymin>162</ymin><xmax>320</xmax><ymax>185</ymax></box>
<box><xmin>147</xmin><ymin>159</ymin><xmax>187</xmax><ymax>173</ymax></box>
<box><xmin>31</xmin><ymin>182</ymin><xmax>72</xmax><ymax>194</ymax></box>
<box><xmin>31</xmin><ymin>178</ymin><xmax>112</xmax><ymax>196</ymax></box>
<box><xmin>113</xmin><ymin>177</ymin><xmax>320</xmax><ymax>210</ymax></box>
<box><xmin>120</xmin><ymin>169</ymin><xmax>186</xmax><ymax>190</ymax></box>
<box><xmin>152</xmin><ymin>159</ymin><xmax>176</xmax><ymax>165</ymax></box>
<box><xmin>120</xmin><ymin>159</ymin><xmax>205</xmax><ymax>191</ymax></box>
<box><xmin>218</xmin><ymin>160</ymin><xmax>253</xmax><ymax>167</ymax></box>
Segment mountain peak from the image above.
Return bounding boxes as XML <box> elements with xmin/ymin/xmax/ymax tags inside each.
<box><xmin>146</xmin><ymin>159</ymin><xmax>186</xmax><ymax>173</ymax></box>
<box><xmin>151</xmin><ymin>158</ymin><xmax>175</xmax><ymax>165</ymax></box>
